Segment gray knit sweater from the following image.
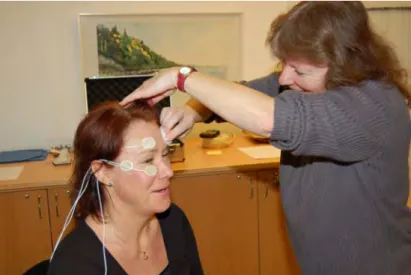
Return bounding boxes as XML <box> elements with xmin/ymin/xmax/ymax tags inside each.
<box><xmin>242</xmin><ymin>73</ymin><xmax>411</xmax><ymax>275</ymax></box>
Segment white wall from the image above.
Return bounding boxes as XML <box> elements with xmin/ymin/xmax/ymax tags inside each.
<box><xmin>1</xmin><ymin>1</ymin><xmax>409</xmax><ymax>151</ymax></box>
<box><xmin>0</xmin><ymin>1</ymin><xmax>290</xmax><ymax>151</ymax></box>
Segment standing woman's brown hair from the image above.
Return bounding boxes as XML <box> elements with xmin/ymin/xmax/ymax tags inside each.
<box><xmin>266</xmin><ymin>1</ymin><xmax>410</xmax><ymax>103</ymax></box>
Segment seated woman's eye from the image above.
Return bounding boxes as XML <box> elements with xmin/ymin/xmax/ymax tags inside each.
<box><xmin>144</xmin><ymin>158</ymin><xmax>154</xmax><ymax>164</ymax></box>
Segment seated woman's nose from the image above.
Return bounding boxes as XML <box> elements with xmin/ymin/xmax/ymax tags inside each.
<box><xmin>158</xmin><ymin>162</ymin><xmax>174</xmax><ymax>178</ymax></box>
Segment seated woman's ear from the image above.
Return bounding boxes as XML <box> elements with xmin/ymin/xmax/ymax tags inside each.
<box><xmin>91</xmin><ymin>160</ymin><xmax>113</xmax><ymax>187</ymax></box>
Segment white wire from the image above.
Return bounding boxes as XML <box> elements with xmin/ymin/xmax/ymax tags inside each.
<box><xmin>101</xmin><ymin>159</ymin><xmax>133</xmax><ymax>171</ymax></box>
<box><xmin>96</xmin><ymin>179</ymin><xmax>108</xmax><ymax>275</ymax></box>
<box><xmin>50</xmin><ymin>167</ymin><xmax>92</xmax><ymax>261</ymax></box>
<box><xmin>50</xmin><ymin>165</ymin><xmax>110</xmax><ymax>275</ymax></box>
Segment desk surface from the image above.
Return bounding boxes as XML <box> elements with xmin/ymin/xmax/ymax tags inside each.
<box><xmin>0</xmin><ymin>135</ymin><xmax>280</xmax><ymax>192</ymax></box>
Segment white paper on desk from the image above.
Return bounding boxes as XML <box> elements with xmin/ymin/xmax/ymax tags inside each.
<box><xmin>238</xmin><ymin>145</ymin><xmax>281</xmax><ymax>159</ymax></box>
<box><xmin>0</xmin><ymin>166</ymin><xmax>24</xmax><ymax>181</ymax></box>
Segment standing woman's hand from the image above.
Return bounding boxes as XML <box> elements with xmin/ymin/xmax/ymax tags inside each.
<box><xmin>160</xmin><ymin>105</ymin><xmax>201</xmax><ymax>141</ymax></box>
<box><xmin>120</xmin><ymin>67</ymin><xmax>179</xmax><ymax>107</ymax></box>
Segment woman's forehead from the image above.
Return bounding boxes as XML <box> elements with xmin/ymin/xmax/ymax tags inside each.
<box><xmin>124</xmin><ymin>121</ymin><xmax>159</xmax><ymax>139</ymax></box>
<box><xmin>285</xmin><ymin>58</ymin><xmax>327</xmax><ymax>69</ymax></box>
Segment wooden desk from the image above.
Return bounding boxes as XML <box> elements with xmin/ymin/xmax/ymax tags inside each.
<box><xmin>0</xmin><ymin>135</ymin><xmax>279</xmax><ymax>191</ymax></box>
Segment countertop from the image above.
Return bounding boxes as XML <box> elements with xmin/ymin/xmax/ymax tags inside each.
<box><xmin>0</xmin><ymin>135</ymin><xmax>280</xmax><ymax>192</ymax></box>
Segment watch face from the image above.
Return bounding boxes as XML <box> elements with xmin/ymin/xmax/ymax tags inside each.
<box><xmin>180</xmin><ymin>67</ymin><xmax>191</xmax><ymax>75</ymax></box>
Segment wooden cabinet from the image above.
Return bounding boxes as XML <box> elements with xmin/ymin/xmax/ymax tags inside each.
<box><xmin>0</xmin><ymin>187</ymin><xmax>74</xmax><ymax>274</ymax></box>
<box><xmin>47</xmin><ymin>186</ymin><xmax>74</xmax><ymax>247</ymax></box>
<box><xmin>0</xmin><ymin>170</ymin><xmax>298</xmax><ymax>275</ymax></box>
<box><xmin>171</xmin><ymin>172</ymin><xmax>260</xmax><ymax>275</ymax></box>
<box><xmin>257</xmin><ymin>170</ymin><xmax>300</xmax><ymax>275</ymax></box>
<box><xmin>170</xmin><ymin>170</ymin><xmax>300</xmax><ymax>275</ymax></box>
<box><xmin>0</xmin><ymin>190</ymin><xmax>52</xmax><ymax>275</ymax></box>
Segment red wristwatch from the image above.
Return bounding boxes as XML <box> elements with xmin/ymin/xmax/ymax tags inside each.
<box><xmin>176</xmin><ymin>66</ymin><xmax>197</xmax><ymax>92</ymax></box>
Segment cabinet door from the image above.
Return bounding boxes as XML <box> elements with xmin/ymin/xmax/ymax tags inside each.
<box><xmin>170</xmin><ymin>172</ymin><xmax>259</xmax><ymax>275</ymax></box>
<box><xmin>257</xmin><ymin>170</ymin><xmax>300</xmax><ymax>275</ymax></box>
<box><xmin>0</xmin><ymin>190</ymin><xmax>52</xmax><ymax>274</ymax></box>
<box><xmin>48</xmin><ymin>187</ymin><xmax>74</xmax><ymax>248</ymax></box>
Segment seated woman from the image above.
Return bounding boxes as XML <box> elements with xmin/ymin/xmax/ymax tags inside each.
<box><xmin>48</xmin><ymin>100</ymin><xmax>203</xmax><ymax>275</ymax></box>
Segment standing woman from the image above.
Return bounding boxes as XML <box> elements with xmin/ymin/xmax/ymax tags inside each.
<box><xmin>122</xmin><ymin>2</ymin><xmax>411</xmax><ymax>274</ymax></box>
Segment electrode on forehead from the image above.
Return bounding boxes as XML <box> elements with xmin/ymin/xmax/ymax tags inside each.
<box><xmin>142</xmin><ymin>137</ymin><xmax>156</xmax><ymax>149</ymax></box>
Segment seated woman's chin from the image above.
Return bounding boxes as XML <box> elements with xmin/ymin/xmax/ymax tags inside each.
<box><xmin>152</xmin><ymin>198</ymin><xmax>172</xmax><ymax>214</ymax></box>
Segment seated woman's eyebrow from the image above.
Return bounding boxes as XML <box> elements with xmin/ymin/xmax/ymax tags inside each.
<box><xmin>132</xmin><ymin>148</ymin><xmax>157</xmax><ymax>158</ymax></box>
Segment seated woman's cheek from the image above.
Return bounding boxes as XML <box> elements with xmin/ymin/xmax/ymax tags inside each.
<box><xmin>111</xmin><ymin>170</ymin><xmax>170</xmax><ymax>211</ymax></box>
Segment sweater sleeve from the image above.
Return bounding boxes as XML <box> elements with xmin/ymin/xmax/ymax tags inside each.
<box><xmin>204</xmin><ymin>72</ymin><xmax>281</xmax><ymax>123</ymax></box>
<box><xmin>245</xmin><ymin>72</ymin><xmax>282</xmax><ymax>97</ymax></box>
<box><xmin>270</xmin><ymin>82</ymin><xmax>392</xmax><ymax>162</ymax></box>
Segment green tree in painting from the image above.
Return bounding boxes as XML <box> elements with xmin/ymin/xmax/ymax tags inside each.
<box><xmin>97</xmin><ymin>24</ymin><xmax>180</xmax><ymax>75</ymax></box>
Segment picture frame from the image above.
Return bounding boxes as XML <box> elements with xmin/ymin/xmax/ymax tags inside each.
<box><xmin>78</xmin><ymin>13</ymin><xmax>242</xmax><ymax>107</ymax></box>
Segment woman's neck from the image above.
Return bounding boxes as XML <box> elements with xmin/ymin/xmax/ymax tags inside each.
<box><xmin>86</xmin><ymin>204</ymin><xmax>160</xmax><ymax>259</ymax></box>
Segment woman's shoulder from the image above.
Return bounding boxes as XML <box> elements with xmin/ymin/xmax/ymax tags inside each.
<box><xmin>48</xmin><ymin>220</ymin><xmax>103</xmax><ymax>274</ymax></box>
<box><xmin>333</xmin><ymin>80</ymin><xmax>404</xmax><ymax>100</ymax></box>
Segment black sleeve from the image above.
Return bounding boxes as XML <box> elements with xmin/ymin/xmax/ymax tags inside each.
<box><xmin>270</xmin><ymin>81</ymin><xmax>402</xmax><ymax>162</ymax></box>
<box><xmin>204</xmin><ymin>72</ymin><xmax>281</xmax><ymax>124</ymax></box>
<box><xmin>181</xmin><ymin>211</ymin><xmax>204</xmax><ymax>275</ymax></box>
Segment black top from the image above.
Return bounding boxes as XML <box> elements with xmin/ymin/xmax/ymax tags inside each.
<box><xmin>48</xmin><ymin>204</ymin><xmax>203</xmax><ymax>275</ymax></box>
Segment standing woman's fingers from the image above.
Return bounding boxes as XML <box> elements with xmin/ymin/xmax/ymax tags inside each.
<box><xmin>160</xmin><ymin>107</ymin><xmax>179</xmax><ymax>126</ymax></box>
<box><xmin>160</xmin><ymin>107</ymin><xmax>171</xmax><ymax>125</ymax></box>
<box><xmin>120</xmin><ymin>79</ymin><xmax>151</xmax><ymax>106</ymax></box>
<box><xmin>120</xmin><ymin>73</ymin><xmax>163</xmax><ymax>105</ymax></box>
<box><xmin>163</xmin><ymin>110</ymin><xmax>184</xmax><ymax>132</ymax></box>
<box><xmin>168</xmin><ymin>122</ymin><xmax>192</xmax><ymax>141</ymax></box>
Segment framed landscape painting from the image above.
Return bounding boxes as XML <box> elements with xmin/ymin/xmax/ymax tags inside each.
<box><xmin>78</xmin><ymin>13</ymin><xmax>242</xmax><ymax>84</ymax></box>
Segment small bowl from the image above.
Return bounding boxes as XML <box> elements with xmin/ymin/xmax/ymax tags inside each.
<box><xmin>242</xmin><ymin>130</ymin><xmax>269</xmax><ymax>142</ymax></box>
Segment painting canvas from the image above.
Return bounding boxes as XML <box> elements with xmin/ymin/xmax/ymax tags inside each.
<box><xmin>79</xmin><ymin>13</ymin><xmax>242</xmax><ymax>95</ymax></box>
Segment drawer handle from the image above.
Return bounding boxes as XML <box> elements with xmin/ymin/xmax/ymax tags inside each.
<box><xmin>249</xmin><ymin>176</ymin><xmax>254</xmax><ymax>199</ymax></box>
<box><xmin>273</xmin><ymin>172</ymin><xmax>280</xmax><ymax>186</ymax></box>
<box><xmin>54</xmin><ymin>193</ymin><xmax>60</xmax><ymax>217</ymax></box>
<box><xmin>264</xmin><ymin>183</ymin><xmax>269</xmax><ymax>199</ymax></box>
<box><xmin>37</xmin><ymin>195</ymin><xmax>43</xmax><ymax>219</ymax></box>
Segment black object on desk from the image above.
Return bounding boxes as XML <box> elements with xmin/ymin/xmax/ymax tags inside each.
<box><xmin>84</xmin><ymin>75</ymin><xmax>171</xmax><ymax>112</ymax></box>
<box><xmin>168</xmin><ymin>139</ymin><xmax>185</xmax><ymax>163</ymax></box>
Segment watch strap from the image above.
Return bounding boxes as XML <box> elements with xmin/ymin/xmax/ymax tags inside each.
<box><xmin>177</xmin><ymin>66</ymin><xmax>197</xmax><ymax>92</ymax></box>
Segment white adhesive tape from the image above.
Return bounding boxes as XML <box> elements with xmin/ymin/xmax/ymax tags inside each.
<box><xmin>160</xmin><ymin>126</ymin><xmax>171</xmax><ymax>145</ymax></box>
